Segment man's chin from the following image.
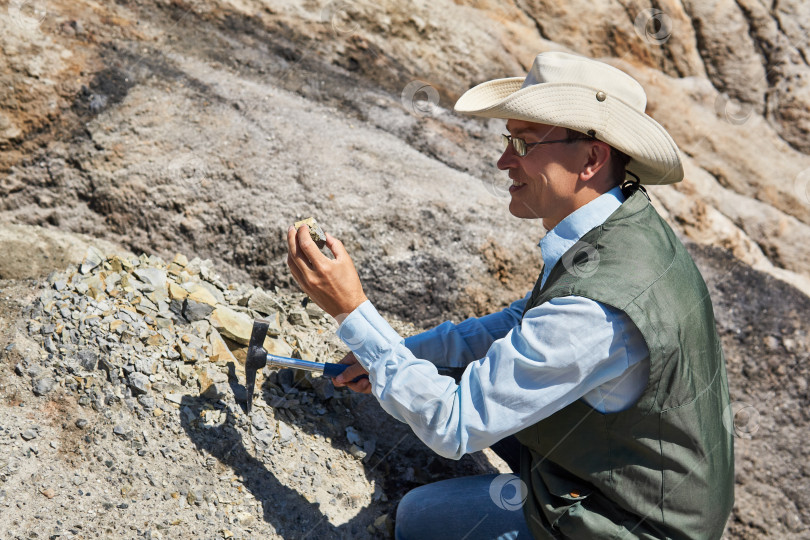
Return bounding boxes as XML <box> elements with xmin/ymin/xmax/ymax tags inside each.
<box><xmin>508</xmin><ymin>200</ymin><xmax>540</xmax><ymax>221</ymax></box>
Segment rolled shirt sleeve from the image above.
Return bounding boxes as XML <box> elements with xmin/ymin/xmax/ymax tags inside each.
<box><xmin>338</xmin><ymin>297</ymin><xmax>649</xmax><ymax>460</ymax></box>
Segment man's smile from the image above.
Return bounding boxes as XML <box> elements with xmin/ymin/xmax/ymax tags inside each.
<box><xmin>509</xmin><ymin>176</ymin><xmax>527</xmax><ymax>192</ymax></box>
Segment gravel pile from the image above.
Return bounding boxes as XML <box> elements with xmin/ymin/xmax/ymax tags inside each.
<box><xmin>4</xmin><ymin>248</ymin><xmax>414</xmax><ymax>538</ymax></box>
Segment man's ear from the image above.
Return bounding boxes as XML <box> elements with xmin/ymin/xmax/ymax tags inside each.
<box><xmin>579</xmin><ymin>141</ymin><xmax>612</xmax><ymax>182</ymax></box>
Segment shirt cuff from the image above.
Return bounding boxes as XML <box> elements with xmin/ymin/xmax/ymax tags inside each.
<box><xmin>336</xmin><ymin>300</ymin><xmax>403</xmax><ymax>369</ymax></box>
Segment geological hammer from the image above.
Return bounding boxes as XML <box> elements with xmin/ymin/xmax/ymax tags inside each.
<box><xmin>244</xmin><ymin>318</ymin><xmax>367</xmax><ymax>414</ymax></box>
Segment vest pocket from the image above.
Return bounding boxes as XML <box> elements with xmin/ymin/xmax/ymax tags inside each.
<box><xmin>543</xmin><ymin>476</ymin><xmax>593</xmax><ymax>531</ymax></box>
<box><xmin>541</xmin><ymin>475</ymin><xmax>629</xmax><ymax>538</ymax></box>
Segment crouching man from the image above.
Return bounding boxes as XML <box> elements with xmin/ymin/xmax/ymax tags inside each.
<box><xmin>287</xmin><ymin>51</ymin><xmax>734</xmax><ymax>539</ymax></box>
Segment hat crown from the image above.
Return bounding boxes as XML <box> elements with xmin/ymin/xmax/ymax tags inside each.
<box><xmin>521</xmin><ymin>52</ymin><xmax>647</xmax><ymax>112</ymax></box>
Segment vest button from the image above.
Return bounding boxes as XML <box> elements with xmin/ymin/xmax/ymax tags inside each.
<box><xmin>596</xmin><ymin>91</ymin><xmax>606</xmax><ymax>102</ymax></box>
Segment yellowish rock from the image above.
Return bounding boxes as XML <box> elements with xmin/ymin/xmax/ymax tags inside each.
<box><xmin>188</xmin><ymin>286</ymin><xmax>217</xmax><ymax>306</ymax></box>
<box><xmin>209</xmin><ymin>331</ymin><xmax>236</xmax><ymax>364</ymax></box>
<box><xmin>264</xmin><ymin>336</ymin><xmax>293</xmax><ymax>357</ymax></box>
<box><xmin>109</xmin><ymin>256</ymin><xmax>123</xmax><ymax>273</ymax></box>
<box><xmin>209</xmin><ymin>306</ymin><xmax>252</xmax><ymax>345</ymax></box>
<box><xmin>169</xmin><ymin>282</ymin><xmax>188</xmax><ymax>300</ymax></box>
<box><xmin>146</xmin><ymin>334</ymin><xmax>165</xmax><ymax>347</ymax></box>
<box><xmin>197</xmin><ymin>366</ymin><xmax>214</xmax><ymax>392</ymax></box>
<box><xmin>173</xmin><ymin>253</ymin><xmax>189</xmax><ymax>267</ymax></box>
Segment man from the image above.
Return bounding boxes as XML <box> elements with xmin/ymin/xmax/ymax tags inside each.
<box><xmin>287</xmin><ymin>51</ymin><xmax>734</xmax><ymax>539</ymax></box>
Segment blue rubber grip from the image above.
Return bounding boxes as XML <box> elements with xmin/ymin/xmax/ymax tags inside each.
<box><xmin>322</xmin><ymin>362</ymin><xmax>368</xmax><ymax>383</ymax></box>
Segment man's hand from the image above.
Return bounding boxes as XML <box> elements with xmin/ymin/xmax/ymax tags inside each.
<box><xmin>333</xmin><ymin>352</ymin><xmax>371</xmax><ymax>394</ymax></box>
<box><xmin>286</xmin><ymin>225</ymin><xmax>368</xmax><ymax>319</ymax></box>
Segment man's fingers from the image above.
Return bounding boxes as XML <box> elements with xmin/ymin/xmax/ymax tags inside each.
<box><xmin>325</xmin><ymin>233</ymin><xmax>348</xmax><ymax>261</ymax></box>
<box><xmin>334</xmin><ymin>361</ymin><xmax>368</xmax><ymax>386</ymax></box>
<box><xmin>346</xmin><ymin>378</ymin><xmax>371</xmax><ymax>394</ymax></box>
<box><xmin>296</xmin><ymin>225</ymin><xmax>327</xmax><ymax>268</ymax></box>
<box><xmin>287</xmin><ymin>226</ymin><xmax>314</xmax><ymax>272</ymax></box>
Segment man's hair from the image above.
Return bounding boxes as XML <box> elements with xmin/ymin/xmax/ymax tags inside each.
<box><xmin>566</xmin><ymin>128</ymin><xmax>632</xmax><ymax>186</ymax></box>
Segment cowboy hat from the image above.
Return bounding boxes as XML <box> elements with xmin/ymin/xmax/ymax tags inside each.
<box><xmin>454</xmin><ymin>51</ymin><xmax>683</xmax><ymax>185</ymax></box>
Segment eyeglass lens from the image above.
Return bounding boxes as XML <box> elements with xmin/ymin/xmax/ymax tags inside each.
<box><xmin>502</xmin><ymin>135</ymin><xmax>526</xmax><ymax>156</ymax></box>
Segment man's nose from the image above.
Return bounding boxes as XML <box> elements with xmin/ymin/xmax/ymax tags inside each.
<box><xmin>497</xmin><ymin>147</ymin><xmax>518</xmax><ymax>170</ymax></box>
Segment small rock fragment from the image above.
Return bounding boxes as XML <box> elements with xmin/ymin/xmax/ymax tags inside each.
<box><xmin>345</xmin><ymin>426</ymin><xmax>363</xmax><ymax>446</ymax></box>
<box><xmin>311</xmin><ymin>377</ymin><xmax>335</xmax><ymax>400</ymax></box>
<box><xmin>278</xmin><ymin>421</ymin><xmax>295</xmax><ymax>444</ymax></box>
<box><xmin>254</xmin><ymin>429</ymin><xmax>275</xmax><ymax>446</ymax></box>
<box><xmin>288</xmin><ymin>309</ymin><xmax>310</xmax><ymax>326</ymax></box>
<box><xmin>165</xmin><ymin>393</ymin><xmax>184</xmax><ymax>405</ymax></box>
<box><xmin>294</xmin><ymin>217</ymin><xmax>327</xmax><ymax>248</ymax></box>
<box><xmin>77</xmin><ymin>349</ymin><xmax>98</xmax><ymax>371</ymax></box>
<box><xmin>80</xmin><ymin>247</ymin><xmax>105</xmax><ymax>274</ymax></box>
<box><xmin>184</xmin><ymin>299</ymin><xmax>214</xmax><ymax>322</ymax></box>
<box><xmin>128</xmin><ymin>372</ymin><xmax>151</xmax><ymax>395</ymax></box>
<box><xmin>201</xmin><ymin>382</ymin><xmax>229</xmax><ymax>400</ymax></box>
<box><xmin>251</xmin><ymin>410</ymin><xmax>271</xmax><ymax>431</ymax></box>
<box><xmin>349</xmin><ymin>444</ymin><xmax>367</xmax><ymax>460</ymax></box>
<box><xmin>33</xmin><ymin>377</ymin><xmax>55</xmax><ymax>396</ymax></box>
<box><xmin>138</xmin><ymin>395</ymin><xmax>156</xmax><ymax>410</ymax></box>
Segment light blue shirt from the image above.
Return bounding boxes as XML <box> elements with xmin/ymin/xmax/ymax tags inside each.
<box><xmin>337</xmin><ymin>187</ymin><xmax>650</xmax><ymax>460</ymax></box>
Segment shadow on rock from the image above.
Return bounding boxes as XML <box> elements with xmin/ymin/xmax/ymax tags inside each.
<box><xmin>179</xmin><ymin>394</ymin><xmax>382</xmax><ymax>538</ymax></box>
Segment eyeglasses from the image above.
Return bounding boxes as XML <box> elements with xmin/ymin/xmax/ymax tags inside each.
<box><xmin>501</xmin><ymin>134</ymin><xmax>588</xmax><ymax>157</ymax></box>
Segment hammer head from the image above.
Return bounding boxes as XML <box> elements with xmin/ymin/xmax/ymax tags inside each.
<box><xmin>245</xmin><ymin>319</ymin><xmax>270</xmax><ymax>414</ymax></box>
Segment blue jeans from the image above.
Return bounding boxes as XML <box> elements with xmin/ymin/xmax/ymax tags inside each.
<box><xmin>395</xmin><ymin>474</ymin><xmax>534</xmax><ymax>540</ymax></box>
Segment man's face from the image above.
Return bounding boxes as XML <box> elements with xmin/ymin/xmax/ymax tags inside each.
<box><xmin>497</xmin><ymin>120</ymin><xmax>586</xmax><ymax>230</ymax></box>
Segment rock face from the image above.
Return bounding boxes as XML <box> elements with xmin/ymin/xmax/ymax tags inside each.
<box><xmin>1</xmin><ymin>0</ymin><xmax>809</xmax><ymax>538</ymax></box>
<box><xmin>0</xmin><ymin>0</ymin><xmax>808</xmax><ymax>313</ymax></box>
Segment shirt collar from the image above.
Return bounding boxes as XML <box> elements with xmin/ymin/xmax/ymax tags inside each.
<box><xmin>539</xmin><ymin>186</ymin><xmax>625</xmax><ymax>286</ymax></box>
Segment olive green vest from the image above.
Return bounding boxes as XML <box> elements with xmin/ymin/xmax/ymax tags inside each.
<box><xmin>516</xmin><ymin>190</ymin><xmax>734</xmax><ymax>539</ymax></box>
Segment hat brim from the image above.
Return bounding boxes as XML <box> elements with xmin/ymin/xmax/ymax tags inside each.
<box><xmin>455</xmin><ymin>77</ymin><xmax>684</xmax><ymax>185</ymax></box>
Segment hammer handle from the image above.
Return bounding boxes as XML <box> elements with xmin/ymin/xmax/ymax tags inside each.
<box><xmin>266</xmin><ymin>354</ymin><xmax>368</xmax><ymax>382</ymax></box>
<box><xmin>323</xmin><ymin>362</ymin><xmax>369</xmax><ymax>383</ymax></box>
